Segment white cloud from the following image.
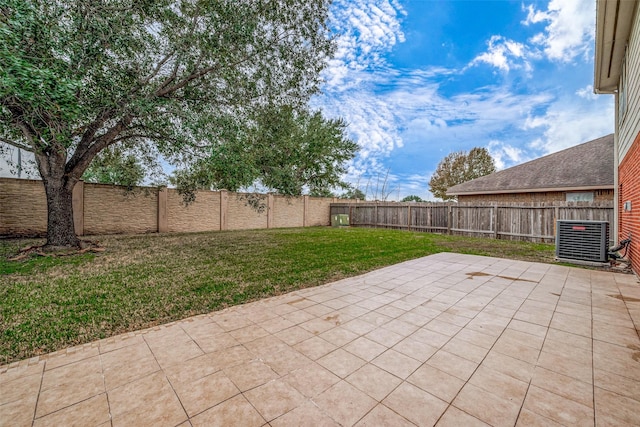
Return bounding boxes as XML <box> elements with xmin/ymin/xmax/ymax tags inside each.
<box><xmin>523</xmin><ymin>0</ymin><xmax>594</xmax><ymax>63</ymax></box>
<box><xmin>324</xmin><ymin>0</ymin><xmax>406</xmax><ymax>90</ymax></box>
<box><xmin>487</xmin><ymin>140</ymin><xmax>528</xmax><ymax>170</ymax></box>
<box><xmin>470</xmin><ymin>0</ymin><xmax>595</xmax><ymax>73</ymax></box>
<box><xmin>317</xmin><ymin>66</ymin><xmax>555</xmax><ymax>181</ymax></box>
<box><xmin>395</xmin><ymin>173</ymin><xmax>434</xmax><ymax>201</ymax></box>
<box><xmin>314</xmin><ymin>0</ymin><xmax>613</xmax><ymax>198</ymax></box>
<box><xmin>576</xmin><ymin>85</ymin><xmax>599</xmax><ymax>100</ymax></box>
<box><xmin>522</xmin><ymin>114</ymin><xmax>549</xmax><ymax>130</ymax></box>
<box><xmin>469</xmin><ymin>35</ymin><xmax>531</xmax><ymax>72</ymax></box>
<box><xmin>526</xmin><ymin>96</ymin><xmax>614</xmax><ymax>154</ymax></box>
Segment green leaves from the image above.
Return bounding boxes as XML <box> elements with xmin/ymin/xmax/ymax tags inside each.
<box><xmin>2</xmin><ymin>0</ymin><xmax>334</xmax><ymax>160</ymax></box>
<box><xmin>81</xmin><ymin>146</ymin><xmax>146</xmax><ymax>189</ymax></box>
<box><xmin>173</xmin><ymin>105</ymin><xmax>358</xmax><ymax>200</ymax></box>
<box><xmin>1</xmin><ymin>0</ymin><xmax>342</xmax><ymax>245</ymax></box>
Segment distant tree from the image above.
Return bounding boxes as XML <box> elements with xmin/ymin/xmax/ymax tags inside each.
<box><xmin>309</xmin><ymin>188</ymin><xmax>335</xmax><ymax>198</ymax></box>
<box><xmin>341</xmin><ymin>187</ymin><xmax>366</xmax><ymax>200</ymax></box>
<box><xmin>429</xmin><ymin>147</ymin><xmax>496</xmax><ymax>201</ymax></box>
<box><xmin>401</xmin><ymin>195</ymin><xmax>423</xmax><ymax>202</ymax></box>
<box><xmin>82</xmin><ymin>147</ymin><xmax>145</xmax><ymax>189</ymax></box>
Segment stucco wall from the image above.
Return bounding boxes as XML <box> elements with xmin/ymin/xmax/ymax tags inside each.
<box><xmin>0</xmin><ymin>178</ymin><xmax>47</xmax><ymax>236</ymax></box>
<box><xmin>273</xmin><ymin>196</ymin><xmax>304</xmax><ymax>228</ymax></box>
<box><xmin>83</xmin><ymin>184</ymin><xmax>158</xmax><ymax>235</ymax></box>
<box><xmin>167</xmin><ymin>189</ymin><xmax>221</xmax><ymax>233</ymax></box>
<box><xmin>0</xmin><ymin>179</ymin><xmax>334</xmax><ymax>237</ymax></box>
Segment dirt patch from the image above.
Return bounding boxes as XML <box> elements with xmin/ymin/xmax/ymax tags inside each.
<box><xmin>609</xmin><ymin>294</ymin><xmax>640</xmax><ymax>303</ymax></box>
<box><xmin>497</xmin><ymin>276</ymin><xmax>537</xmax><ymax>283</ymax></box>
<box><xmin>325</xmin><ymin>314</ymin><xmax>341</xmax><ymax>325</ymax></box>
<box><xmin>287</xmin><ymin>298</ymin><xmax>306</xmax><ymax>305</ymax></box>
<box><xmin>466</xmin><ymin>272</ymin><xmax>491</xmax><ymax>277</ymax></box>
<box><xmin>627</xmin><ymin>345</ymin><xmax>640</xmax><ymax>362</ymax></box>
<box><xmin>466</xmin><ymin>272</ymin><xmax>536</xmax><ymax>283</ymax></box>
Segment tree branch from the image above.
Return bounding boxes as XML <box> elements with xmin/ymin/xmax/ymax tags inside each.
<box><xmin>68</xmin><ymin>108</ymin><xmax>116</xmax><ymax>168</ymax></box>
<box><xmin>65</xmin><ymin>115</ymin><xmax>133</xmax><ymax>179</ymax></box>
<box><xmin>137</xmin><ymin>52</ymin><xmax>175</xmax><ymax>89</ymax></box>
<box><xmin>0</xmin><ymin>137</ymin><xmax>35</xmax><ymax>152</ymax></box>
<box><xmin>155</xmin><ymin>29</ymin><xmax>294</xmax><ymax>98</ymax></box>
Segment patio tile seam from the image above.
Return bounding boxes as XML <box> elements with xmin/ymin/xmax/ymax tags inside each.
<box><xmin>443</xmin><ymin>263</ymin><xmax>555</xmax><ymax>424</ymax></box>
<box><xmin>32</xmin><ymin>391</ymin><xmax>108</xmax><ymax>424</ymax></box>
<box><xmin>516</xmin><ymin>270</ymin><xmax>564</xmax><ymax>423</ymax></box>
<box><xmin>30</xmin><ymin>359</ymin><xmax>46</xmax><ymax>426</ymax></box>
<box><xmin>163</xmin><ymin>371</ymin><xmax>192</xmax><ymax>423</ymax></box>
<box><xmin>614</xmin><ymin>281</ymin><xmax>640</xmax><ymax>342</ymax></box>
<box><xmin>590</xmin><ymin>279</ymin><xmax>598</xmax><ymax>424</ymax></box>
<box><xmin>430</xmin><ymin>264</ymin><xmax>536</xmax><ymax>420</ymax></box>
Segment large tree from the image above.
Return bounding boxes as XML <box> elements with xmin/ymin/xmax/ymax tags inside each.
<box><xmin>171</xmin><ymin>106</ymin><xmax>358</xmax><ymax>200</ymax></box>
<box><xmin>0</xmin><ymin>0</ymin><xmax>334</xmax><ymax>248</ymax></box>
<box><xmin>429</xmin><ymin>147</ymin><xmax>496</xmax><ymax>201</ymax></box>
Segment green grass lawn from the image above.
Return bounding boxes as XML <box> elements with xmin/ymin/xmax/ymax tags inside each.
<box><xmin>0</xmin><ymin>227</ymin><xmax>555</xmax><ymax>364</ymax></box>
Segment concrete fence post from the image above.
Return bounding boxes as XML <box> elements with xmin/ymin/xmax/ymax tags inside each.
<box><xmin>72</xmin><ymin>180</ymin><xmax>84</xmax><ymax>236</ymax></box>
<box><xmin>267</xmin><ymin>194</ymin><xmax>274</xmax><ymax>228</ymax></box>
<box><xmin>220</xmin><ymin>190</ymin><xmax>228</xmax><ymax>230</ymax></box>
<box><xmin>303</xmin><ymin>195</ymin><xmax>309</xmax><ymax>227</ymax></box>
<box><xmin>157</xmin><ymin>187</ymin><xmax>168</xmax><ymax>233</ymax></box>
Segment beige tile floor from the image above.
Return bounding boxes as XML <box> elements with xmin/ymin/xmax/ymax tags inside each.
<box><xmin>2</xmin><ymin>252</ymin><xmax>640</xmax><ymax>427</ymax></box>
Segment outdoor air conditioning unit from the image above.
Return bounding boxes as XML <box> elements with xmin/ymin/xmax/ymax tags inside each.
<box><xmin>556</xmin><ymin>220</ymin><xmax>609</xmax><ymax>265</ymax></box>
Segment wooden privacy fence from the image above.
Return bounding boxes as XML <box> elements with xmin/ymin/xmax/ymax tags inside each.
<box><xmin>330</xmin><ymin>202</ymin><xmax>614</xmax><ymax>243</ymax></box>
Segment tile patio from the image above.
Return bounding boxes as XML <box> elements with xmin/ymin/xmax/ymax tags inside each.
<box><xmin>1</xmin><ymin>253</ymin><xmax>640</xmax><ymax>426</ymax></box>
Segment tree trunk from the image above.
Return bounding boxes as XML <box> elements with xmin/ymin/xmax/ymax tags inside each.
<box><xmin>43</xmin><ymin>178</ymin><xmax>80</xmax><ymax>249</ymax></box>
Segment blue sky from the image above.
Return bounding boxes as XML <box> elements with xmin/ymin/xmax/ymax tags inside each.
<box><xmin>314</xmin><ymin>0</ymin><xmax>615</xmax><ymax>200</ymax></box>
<box><xmin>1</xmin><ymin>0</ymin><xmax>615</xmax><ymax>199</ymax></box>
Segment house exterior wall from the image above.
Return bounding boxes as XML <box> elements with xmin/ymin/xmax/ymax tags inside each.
<box><xmin>617</xmin><ymin>4</ymin><xmax>640</xmax><ymax>273</ymax></box>
<box><xmin>619</xmin><ymin>4</ymin><xmax>640</xmax><ymax>161</ymax></box>
<box><xmin>457</xmin><ymin>189</ymin><xmax>614</xmax><ymax>204</ymax></box>
<box><xmin>618</xmin><ymin>133</ymin><xmax>640</xmax><ymax>272</ymax></box>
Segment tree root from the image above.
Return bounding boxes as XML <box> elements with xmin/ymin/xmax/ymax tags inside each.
<box><xmin>8</xmin><ymin>240</ymin><xmax>105</xmax><ymax>261</ymax></box>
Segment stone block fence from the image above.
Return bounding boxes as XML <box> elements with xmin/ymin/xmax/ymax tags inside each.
<box><xmin>0</xmin><ymin>178</ymin><xmax>336</xmax><ymax>237</ymax></box>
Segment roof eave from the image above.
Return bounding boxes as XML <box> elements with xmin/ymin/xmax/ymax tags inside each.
<box><xmin>447</xmin><ymin>185</ymin><xmax>614</xmax><ymax>197</ymax></box>
<box><xmin>594</xmin><ymin>0</ymin><xmax>637</xmax><ymax>93</ymax></box>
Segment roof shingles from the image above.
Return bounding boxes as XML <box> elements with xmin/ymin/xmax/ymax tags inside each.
<box><xmin>447</xmin><ymin>134</ymin><xmax>614</xmax><ymax>196</ymax></box>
